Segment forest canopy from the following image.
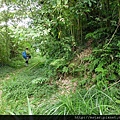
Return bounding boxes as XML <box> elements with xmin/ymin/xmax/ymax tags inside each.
<box><xmin>0</xmin><ymin>0</ymin><xmax>119</xmax><ymax>64</ymax></box>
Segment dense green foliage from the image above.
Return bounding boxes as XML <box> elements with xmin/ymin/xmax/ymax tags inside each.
<box><xmin>0</xmin><ymin>0</ymin><xmax>120</xmax><ymax>115</ymax></box>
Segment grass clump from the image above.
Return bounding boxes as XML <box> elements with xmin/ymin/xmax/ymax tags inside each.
<box><xmin>39</xmin><ymin>85</ymin><xmax>120</xmax><ymax>115</ymax></box>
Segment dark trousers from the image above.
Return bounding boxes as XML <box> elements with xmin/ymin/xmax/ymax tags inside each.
<box><xmin>25</xmin><ymin>57</ymin><xmax>29</xmax><ymax>64</ymax></box>
<box><xmin>25</xmin><ymin>60</ymin><xmax>28</xmax><ymax>64</ymax></box>
<box><xmin>25</xmin><ymin>55</ymin><xmax>31</xmax><ymax>64</ymax></box>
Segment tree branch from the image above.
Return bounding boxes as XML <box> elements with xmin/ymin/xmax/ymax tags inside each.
<box><xmin>103</xmin><ymin>22</ymin><xmax>120</xmax><ymax>49</ymax></box>
<box><xmin>103</xmin><ymin>79</ymin><xmax>120</xmax><ymax>91</ymax></box>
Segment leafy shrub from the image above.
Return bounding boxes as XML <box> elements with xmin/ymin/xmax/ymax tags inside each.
<box><xmin>39</xmin><ymin>36</ymin><xmax>75</xmax><ymax>60</ymax></box>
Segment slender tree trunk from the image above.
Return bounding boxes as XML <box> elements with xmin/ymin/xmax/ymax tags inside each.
<box><xmin>80</xmin><ymin>16</ymin><xmax>83</xmax><ymax>45</ymax></box>
<box><xmin>118</xmin><ymin>0</ymin><xmax>120</xmax><ymax>24</ymax></box>
<box><xmin>106</xmin><ymin>0</ymin><xmax>110</xmax><ymax>27</ymax></box>
<box><xmin>77</xmin><ymin>17</ymin><xmax>80</xmax><ymax>44</ymax></box>
<box><xmin>5</xmin><ymin>2</ymin><xmax>10</xmax><ymax>63</ymax></box>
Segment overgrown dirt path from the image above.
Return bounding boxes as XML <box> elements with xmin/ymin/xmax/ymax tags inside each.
<box><xmin>0</xmin><ymin>46</ymin><xmax>92</xmax><ymax>113</ymax></box>
<box><xmin>0</xmin><ymin>66</ymin><xmax>27</xmax><ymax>107</ymax></box>
<box><xmin>0</xmin><ymin>59</ymin><xmax>39</xmax><ymax>93</ymax></box>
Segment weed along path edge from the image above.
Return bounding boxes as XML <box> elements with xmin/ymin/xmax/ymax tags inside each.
<box><xmin>0</xmin><ymin>66</ymin><xmax>30</xmax><ymax>111</ymax></box>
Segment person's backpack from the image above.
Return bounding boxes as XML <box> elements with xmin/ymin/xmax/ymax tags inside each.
<box><xmin>22</xmin><ymin>51</ymin><xmax>27</xmax><ymax>59</ymax></box>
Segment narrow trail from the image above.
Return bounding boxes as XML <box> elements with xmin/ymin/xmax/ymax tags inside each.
<box><xmin>0</xmin><ymin>46</ymin><xmax>92</xmax><ymax>113</ymax></box>
<box><xmin>0</xmin><ymin>63</ymin><xmax>36</xmax><ymax>86</ymax></box>
<box><xmin>0</xmin><ymin>66</ymin><xmax>27</xmax><ymax>107</ymax></box>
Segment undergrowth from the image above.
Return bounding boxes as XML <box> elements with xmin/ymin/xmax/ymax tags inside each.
<box><xmin>39</xmin><ymin>85</ymin><xmax>120</xmax><ymax>115</ymax></box>
<box><xmin>0</xmin><ymin>37</ymin><xmax>120</xmax><ymax>115</ymax></box>
<box><xmin>0</xmin><ymin>57</ymin><xmax>58</xmax><ymax>114</ymax></box>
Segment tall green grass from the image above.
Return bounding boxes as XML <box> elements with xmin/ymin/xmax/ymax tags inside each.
<box><xmin>38</xmin><ymin>85</ymin><xmax>120</xmax><ymax>115</ymax></box>
<box><xmin>0</xmin><ymin>62</ymin><xmax>58</xmax><ymax>114</ymax></box>
<box><xmin>0</xmin><ymin>55</ymin><xmax>120</xmax><ymax>115</ymax></box>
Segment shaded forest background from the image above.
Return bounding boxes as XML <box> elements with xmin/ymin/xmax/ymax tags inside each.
<box><xmin>0</xmin><ymin>0</ymin><xmax>120</xmax><ymax>115</ymax></box>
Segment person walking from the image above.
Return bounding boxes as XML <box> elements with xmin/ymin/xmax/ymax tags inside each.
<box><xmin>22</xmin><ymin>47</ymin><xmax>31</xmax><ymax>66</ymax></box>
